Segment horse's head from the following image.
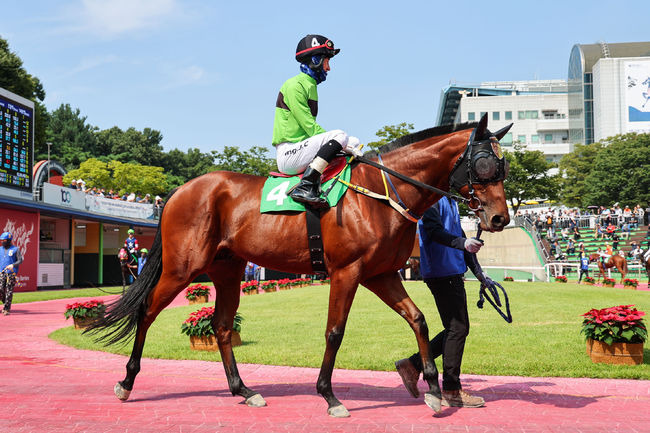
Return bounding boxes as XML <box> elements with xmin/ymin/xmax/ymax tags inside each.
<box><xmin>448</xmin><ymin>114</ymin><xmax>511</xmax><ymax>232</ymax></box>
<box><xmin>118</xmin><ymin>248</ymin><xmax>128</xmax><ymax>261</ymax></box>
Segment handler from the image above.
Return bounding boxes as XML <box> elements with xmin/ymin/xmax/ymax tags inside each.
<box><xmin>394</xmin><ymin>197</ymin><xmax>491</xmax><ymax>408</ymax></box>
<box><xmin>272</xmin><ymin>34</ymin><xmax>362</xmax><ymax>209</ymax></box>
<box><xmin>1</xmin><ymin>232</ymin><xmax>23</xmax><ymax>315</ymax></box>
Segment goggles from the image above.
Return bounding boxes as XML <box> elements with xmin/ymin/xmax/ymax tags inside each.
<box><xmin>449</xmin><ymin>130</ymin><xmax>509</xmax><ymax>192</ymax></box>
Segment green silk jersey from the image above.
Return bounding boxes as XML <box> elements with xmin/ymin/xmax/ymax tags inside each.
<box><xmin>272</xmin><ymin>72</ymin><xmax>326</xmax><ymax>145</ymax></box>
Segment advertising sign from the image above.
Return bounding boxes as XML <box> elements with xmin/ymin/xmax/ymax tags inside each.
<box><xmin>0</xmin><ymin>208</ymin><xmax>39</xmax><ymax>292</ymax></box>
<box><xmin>85</xmin><ymin>195</ymin><xmax>154</xmax><ymax>219</ymax></box>
<box><xmin>0</xmin><ymin>87</ymin><xmax>34</xmax><ymax>193</ymax></box>
<box><xmin>625</xmin><ymin>60</ymin><xmax>650</xmax><ymax>134</ymax></box>
<box><xmin>42</xmin><ymin>182</ymin><xmax>86</xmax><ymax>210</ymax></box>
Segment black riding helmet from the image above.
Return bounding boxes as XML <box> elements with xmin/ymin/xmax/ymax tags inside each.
<box><xmin>295</xmin><ymin>34</ymin><xmax>340</xmax><ymax>67</ymax></box>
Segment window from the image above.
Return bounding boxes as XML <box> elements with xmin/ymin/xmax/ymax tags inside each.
<box><xmin>517</xmin><ymin>135</ymin><xmax>526</xmax><ymax>144</ymax></box>
<box><xmin>501</xmin><ymin>133</ymin><xmax>513</xmax><ymax>145</ymax></box>
<box><xmin>468</xmin><ymin>112</ymin><xmax>475</xmax><ymax>121</ymax></box>
<box><xmin>505</xmin><ymin>111</ymin><xmax>512</xmax><ymax>120</ymax></box>
<box><xmin>492</xmin><ymin>112</ymin><xmax>500</xmax><ymax>121</ymax></box>
<box><xmin>545</xmin><ymin>133</ymin><xmax>553</xmax><ymax>142</ymax></box>
<box><xmin>518</xmin><ymin>111</ymin><xmax>525</xmax><ymax>120</ymax></box>
<box><xmin>527</xmin><ymin>110</ymin><xmax>539</xmax><ymax>119</ymax></box>
<box><xmin>480</xmin><ymin>111</ymin><xmax>487</xmax><ymax>119</ymax></box>
<box><xmin>531</xmin><ymin>134</ymin><xmax>539</xmax><ymax>144</ymax></box>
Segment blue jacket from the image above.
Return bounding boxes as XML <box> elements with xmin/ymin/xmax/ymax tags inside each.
<box><xmin>137</xmin><ymin>256</ymin><xmax>147</xmax><ymax>275</ymax></box>
<box><xmin>580</xmin><ymin>256</ymin><xmax>590</xmax><ymax>270</ymax></box>
<box><xmin>418</xmin><ymin>197</ymin><xmax>468</xmax><ymax>279</ymax></box>
<box><xmin>0</xmin><ymin>245</ymin><xmax>21</xmax><ymax>274</ymax></box>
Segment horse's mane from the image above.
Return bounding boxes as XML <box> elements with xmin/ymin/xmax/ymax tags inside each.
<box><xmin>366</xmin><ymin>121</ymin><xmax>477</xmax><ymax>157</ymax></box>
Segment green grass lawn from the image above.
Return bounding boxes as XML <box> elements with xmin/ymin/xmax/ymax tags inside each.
<box><xmin>49</xmin><ymin>281</ymin><xmax>650</xmax><ymax>379</ymax></box>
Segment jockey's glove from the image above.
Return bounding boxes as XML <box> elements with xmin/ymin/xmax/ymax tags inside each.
<box><xmin>463</xmin><ymin>238</ymin><xmax>483</xmax><ymax>254</ymax></box>
<box><xmin>344</xmin><ymin>143</ymin><xmax>364</xmax><ymax>158</ymax></box>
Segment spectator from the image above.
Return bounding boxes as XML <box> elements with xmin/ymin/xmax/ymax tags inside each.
<box><xmin>578</xmin><ymin>241</ymin><xmax>585</xmax><ymax>256</ymax></box>
<box><xmin>629</xmin><ymin>242</ymin><xmax>642</xmax><ymax>259</ymax></box>
<box><xmin>605</xmin><ymin>242</ymin><xmax>613</xmax><ymax>256</ymax></box>
<box><xmin>1</xmin><ymin>231</ymin><xmax>23</xmax><ymax>315</ymax></box>
<box><xmin>98</xmin><ymin>188</ymin><xmax>105</xmax><ymax>198</ymax></box>
<box><xmin>560</xmin><ymin>227</ymin><xmax>570</xmax><ymax>240</ymax></box>
<box><xmin>578</xmin><ymin>251</ymin><xmax>590</xmax><ymax>283</ymax></box>
<box><xmin>244</xmin><ymin>262</ymin><xmax>257</xmax><ymax>282</ymax></box>
<box><xmin>77</xmin><ymin>179</ymin><xmax>86</xmax><ymax>192</ymax></box>
<box><xmin>605</xmin><ymin>223</ymin><xmax>616</xmax><ymax>239</ymax></box>
<box><xmin>137</xmin><ymin>249</ymin><xmax>148</xmax><ymax>275</ymax></box>
<box><xmin>566</xmin><ymin>239</ymin><xmax>575</xmax><ymax>255</ymax></box>
<box><xmin>126</xmin><ymin>192</ymin><xmax>136</xmax><ymax>202</ymax></box>
<box><xmin>105</xmin><ymin>189</ymin><xmax>114</xmax><ymax>199</ymax></box>
<box><xmin>69</xmin><ymin>179</ymin><xmax>77</xmax><ymax>189</ymax></box>
<box><xmin>154</xmin><ymin>196</ymin><xmax>164</xmax><ymax>218</ymax></box>
<box><xmin>612</xmin><ymin>234</ymin><xmax>619</xmax><ymax>251</ymax></box>
<box><xmin>139</xmin><ymin>194</ymin><xmax>151</xmax><ymax>204</ymax></box>
<box><xmin>594</xmin><ymin>224</ymin><xmax>604</xmax><ymax>240</ymax></box>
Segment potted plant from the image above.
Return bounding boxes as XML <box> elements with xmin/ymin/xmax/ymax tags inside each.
<box><xmin>241</xmin><ymin>280</ymin><xmax>258</xmax><ymax>295</ymax></box>
<box><xmin>181</xmin><ymin>306</ymin><xmax>244</xmax><ymax>350</ymax></box>
<box><xmin>261</xmin><ymin>280</ymin><xmax>277</xmax><ymax>293</ymax></box>
<box><xmin>503</xmin><ymin>276</ymin><xmax>514</xmax><ymax>282</ymax></box>
<box><xmin>64</xmin><ymin>300</ymin><xmax>106</xmax><ymax>330</ymax></box>
<box><xmin>602</xmin><ymin>277</ymin><xmax>616</xmax><ymax>287</ymax></box>
<box><xmin>277</xmin><ymin>278</ymin><xmax>291</xmax><ymax>290</ymax></box>
<box><xmin>582</xmin><ymin>276</ymin><xmax>596</xmax><ymax>285</ymax></box>
<box><xmin>320</xmin><ymin>277</ymin><xmax>331</xmax><ymax>285</ymax></box>
<box><xmin>554</xmin><ymin>275</ymin><xmax>568</xmax><ymax>283</ymax></box>
<box><xmin>581</xmin><ymin>305</ymin><xmax>646</xmax><ymax>365</ymax></box>
<box><xmin>623</xmin><ymin>278</ymin><xmax>639</xmax><ymax>290</ymax></box>
<box><xmin>185</xmin><ymin>284</ymin><xmax>210</xmax><ymax>304</ymax></box>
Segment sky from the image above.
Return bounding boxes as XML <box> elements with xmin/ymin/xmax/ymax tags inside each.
<box><xmin>1</xmin><ymin>0</ymin><xmax>649</xmax><ymax>155</ymax></box>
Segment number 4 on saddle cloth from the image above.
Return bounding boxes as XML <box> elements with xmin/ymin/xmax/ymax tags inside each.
<box><xmin>260</xmin><ymin>157</ymin><xmax>351</xmax><ymax>213</ymax></box>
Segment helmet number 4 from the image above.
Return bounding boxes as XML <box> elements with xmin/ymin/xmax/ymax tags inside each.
<box><xmin>266</xmin><ymin>180</ymin><xmax>292</xmax><ymax>205</ymax></box>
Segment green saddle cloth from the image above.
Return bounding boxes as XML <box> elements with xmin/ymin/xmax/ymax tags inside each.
<box><xmin>260</xmin><ymin>165</ymin><xmax>351</xmax><ymax>213</ymax></box>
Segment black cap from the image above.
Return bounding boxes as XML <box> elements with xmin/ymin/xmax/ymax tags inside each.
<box><xmin>295</xmin><ymin>34</ymin><xmax>340</xmax><ymax>63</ymax></box>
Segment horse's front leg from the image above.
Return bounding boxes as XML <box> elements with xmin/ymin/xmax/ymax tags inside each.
<box><xmin>362</xmin><ymin>272</ymin><xmax>442</xmax><ymax>412</ymax></box>
<box><xmin>316</xmin><ymin>266</ymin><xmax>360</xmax><ymax>418</ymax></box>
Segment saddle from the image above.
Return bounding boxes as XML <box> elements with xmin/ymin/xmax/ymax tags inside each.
<box><xmin>268</xmin><ymin>156</ymin><xmax>347</xmax><ymax>183</ymax></box>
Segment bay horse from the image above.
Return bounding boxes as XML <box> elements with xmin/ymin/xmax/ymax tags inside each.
<box><xmin>87</xmin><ymin>115</ymin><xmax>511</xmax><ymax>417</ymax></box>
<box><xmin>589</xmin><ymin>253</ymin><xmax>628</xmax><ymax>283</ymax></box>
<box><xmin>118</xmin><ymin>248</ymin><xmax>137</xmax><ymax>292</ymax></box>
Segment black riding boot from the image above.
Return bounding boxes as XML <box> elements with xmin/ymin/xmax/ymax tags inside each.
<box><xmin>289</xmin><ymin>139</ymin><xmax>343</xmax><ymax>209</ymax></box>
<box><xmin>290</xmin><ymin>167</ymin><xmax>329</xmax><ymax>209</ymax></box>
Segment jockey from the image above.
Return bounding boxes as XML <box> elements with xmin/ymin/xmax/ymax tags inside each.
<box><xmin>272</xmin><ymin>34</ymin><xmax>363</xmax><ymax>209</ymax></box>
<box><xmin>124</xmin><ymin>229</ymin><xmax>139</xmax><ymax>258</ymax></box>
<box><xmin>596</xmin><ymin>247</ymin><xmax>610</xmax><ymax>265</ymax></box>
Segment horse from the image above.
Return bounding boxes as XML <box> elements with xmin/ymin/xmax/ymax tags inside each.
<box><xmin>87</xmin><ymin>114</ymin><xmax>511</xmax><ymax>418</ymax></box>
<box><xmin>589</xmin><ymin>253</ymin><xmax>628</xmax><ymax>283</ymax></box>
<box><xmin>118</xmin><ymin>248</ymin><xmax>137</xmax><ymax>292</ymax></box>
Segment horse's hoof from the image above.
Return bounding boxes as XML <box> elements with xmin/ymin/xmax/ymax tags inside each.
<box><xmin>424</xmin><ymin>392</ymin><xmax>442</xmax><ymax>413</ymax></box>
<box><xmin>114</xmin><ymin>382</ymin><xmax>131</xmax><ymax>401</ymax></box>
<box><xmin>245</xmin><ymin>393</ymin><xmax>267</xmax><ymax>407</ymax></box>
<box><xmin>327</xmin><ymin>404</ymin><xmax>350</xmax><ymax>418</ymax></box>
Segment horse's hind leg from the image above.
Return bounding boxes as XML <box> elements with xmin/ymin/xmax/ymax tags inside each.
<box><xmin>114</xmin><ymin>271</ymin><xmax>192</xmax><ymax>400</ymax></box>
<box><xmin>206</xmin><ymin>260</ymin><xmax>266</xmax><ymax>407</ymax></box>
<box><xmin>363</xmin><ymin>272</ymin><xmax>442</xmax><ymax>412</ymax></box>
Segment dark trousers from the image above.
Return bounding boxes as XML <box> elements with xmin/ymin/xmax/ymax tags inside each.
<box><xmin>578</xmin><ymin>268</ymin><xmax>589</xmax><ymax>282</ymax></box>
<box><xmin>0</xmin><ymin>272</ymin><xmax>16</xmax><ymax>312</ymax></box>
<box><xmin>408</xmin><ymin>274</ymin><xmax>468</xmax><ymax>391</ymax></box>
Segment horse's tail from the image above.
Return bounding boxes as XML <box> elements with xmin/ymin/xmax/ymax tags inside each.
<box><xmin>85</xmin><ymin>188</ymin><xmax>179</xmax><ymax>346</ymax></box>
<box><xmin>622</xmin><ymin>257</ymin><xmax>628</xmax><ymax>276</ymax></box>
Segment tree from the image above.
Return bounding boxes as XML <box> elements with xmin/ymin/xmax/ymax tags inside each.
<box><xmin>581</xmin><ymin>133</ymin><xmax>650</xmax><ymax>207</ymax></box>
<box><xmin>63</xmin><ymin>158</ymin><xmax>168</xmax><ymax>196</ymax></box>
<box><xmin>367</xmin><ymin>122</ymin><xmax>414</xmax><ymax>150</ymax></box>
<box><xmin>45</xmin><ymin>104</ymin><xmax>98</xmax><ymax>168</ymax></box>
<box><xmin>95</xmin><ymin>126</ymin><xmax>165</xmax><ymax>166</ymax></box>
<box><xmin>0</xmin><ymin>36</ymin><xmax>48</xmax><ymax>156</ymax></box>
<box><xmin>162</xmin><ymin>147</ymin><xmax>216</xmax><ymax>189</ymax></box>
<box><xmin>212</xmin><ymin>146</ymin><xmax>277</xmax><ymax>176</ymax></box>
<box><xmin>558</xmin><ymin>142</ymin><xmax>604</xmax><ymax>207</ymax></box>
<box><xmin>503</xmin><ymin>146</ymin><xmax>561</xmax><ymax>215</ymax></box>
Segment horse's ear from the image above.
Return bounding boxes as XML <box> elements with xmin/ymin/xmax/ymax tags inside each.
<box><xmin>474</xmin><ymin>113</ymin><xmax>488</xmax><ymax>140</ymax></box>
<box><xmin>493</xmin><ymin>123</ymin><xmax>513</xmax><ymax>140</ymax></box>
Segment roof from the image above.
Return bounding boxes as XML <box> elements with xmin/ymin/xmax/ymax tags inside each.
<box><xmin>0</xmin><ymin>195</ymin><xmax>159</xmax><ymax>228</ymax></box>
<box><xmin>574</xmin><ymin>41</ymin><xmax>650</xmax><ymax>73</ymax></box>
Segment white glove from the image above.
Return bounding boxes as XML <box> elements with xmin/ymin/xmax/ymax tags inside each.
<box><xmin>344</xmin><ymin>144</ymin><xmax>364</xmax><ymax>158</ymax></box>
<box><xmin>464</xmin><ymin>238</ymin><xmax>483</xmax><ymax>254</ymax></box>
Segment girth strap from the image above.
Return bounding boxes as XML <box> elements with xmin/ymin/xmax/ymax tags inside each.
<box><xmin>305</xmin><ymin>207</ymin><xmax>328</xmax><ymax>275</ymax></box>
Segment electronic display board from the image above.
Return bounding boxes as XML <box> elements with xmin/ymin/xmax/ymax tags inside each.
<box><xmin>0</xmin><ymin>90</ymin><xmax>33</xmax><ymax>192</ymax></box>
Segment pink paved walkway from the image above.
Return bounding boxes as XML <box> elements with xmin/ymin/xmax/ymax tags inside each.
<box><xmin>1</xmin><ymin>292</ymin><xmax>649</xmax><ymax>433</ymax></box>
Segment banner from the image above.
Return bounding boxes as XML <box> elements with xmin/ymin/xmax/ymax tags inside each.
<box><xmin>85</xmin><ymin>195</ymin><xmax>154</xmax><ymax>219</ymax></box>
<box><xmin>42</xmin><ymin>183</ymin><xmax>86</xmax><ymax>210</ymax></box>
<box><xmin>624</xmin><ymin>60</ymin><xmax>650</xmax><ymax>134</ymax></box>
<box><xmin>0</xmin><ymin>207</ymin><xmax>39</xmax><ymax>292</ymax></box>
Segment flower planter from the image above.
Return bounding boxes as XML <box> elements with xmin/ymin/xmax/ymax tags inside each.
<box><xmin>188</xmin><ymin>295</ymin><xmax>209</xmax><ymax>304</ymax></box>
<box><xmin>190</xmin><ymin>332</ymin><xmax>241</xmax><ymax>351</ymax></box>
<box><xmin>586</xmin><ymin>338</ymin><xmax>644</xmax><ymax>365</ymax></box>
<box><xmin>623</xmin><ymin>285</ymin><xmax>638</xmax><ymax>290</ymax></box>
<box><xmin>73</xmin><ymin>316</ymin><xmax>96</xmax><ymax>330</ymax></box>
<box><xmin>603</xmin><ymin>283</ymin><xmax>616</xmax><ymax>288</ymax></box>
<box><xmin>244</xmin><ymin>290</ymin><xmax>258</xmax><ymax>296</ymax></box>
<box><xmin>581</xmin><ymin>282</ymin><xmax>594</xmax><ymax>286</ymax></box>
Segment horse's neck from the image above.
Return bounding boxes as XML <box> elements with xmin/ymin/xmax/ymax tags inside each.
<box><xmin>379</xmin><ymin>131</ymin><xmax>470</xmax><ymax>216</ymax></box>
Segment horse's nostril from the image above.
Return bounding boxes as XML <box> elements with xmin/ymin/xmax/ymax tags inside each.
<box><xmin>491</xmin><ymin>215</ymin><xmax>505</xmax><ymax>227</ymax></box>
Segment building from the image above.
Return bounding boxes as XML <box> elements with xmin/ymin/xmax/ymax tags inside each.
<box><xmin>436</xmin><ymin>80</ymin><xmax>570</xmax><ymax>164</ymax></box>
<box><xmin>568</xmin><ymin>41</ymin><xmax>650</xmax><ymax>144</ymax></box>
